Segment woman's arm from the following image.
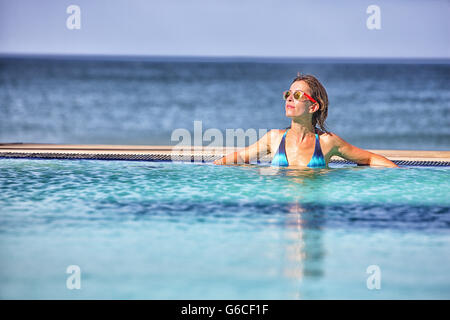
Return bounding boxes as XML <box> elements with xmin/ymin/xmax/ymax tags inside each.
<box><xmin>213</xmin><ymin>130</ymin><xmax>275</xmax><ymax>165</ymax></box>
<box><xmin>329</xmin><ymin>133</ymin><xmax>399</xmax><ymax>168</ymax></box>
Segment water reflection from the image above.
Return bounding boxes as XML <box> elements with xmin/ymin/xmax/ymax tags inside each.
<box><xmin>257</xmin><ymin>166</ymin><xmax>329</xmax><ymax>299</ymax></box>
<box><xmin>283</xmin><ymin>200</ymin><xmax>326</xmax><ymax>299</ymax></box>
<box><xmin>258</xmin><ymin>165</ymin><xmax>330</xmax><ymax>178</ymax></box>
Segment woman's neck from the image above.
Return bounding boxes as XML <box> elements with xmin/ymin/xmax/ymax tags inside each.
<box><xmin>289</xmin><ymin>119</ymin><xmax>315</xmax><ymax>143</ymax></box>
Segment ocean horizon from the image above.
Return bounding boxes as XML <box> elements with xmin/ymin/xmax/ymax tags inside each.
<box><xmin>1</xmin><ymin>53</ymin><xmax>450</xmax><ymax>64</ymax></box>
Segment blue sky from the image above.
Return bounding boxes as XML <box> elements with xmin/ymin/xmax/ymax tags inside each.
<box><xmin>0</xmin><ymin>0</ymin><xmax>449</xmax><ymax>58</ymax></box>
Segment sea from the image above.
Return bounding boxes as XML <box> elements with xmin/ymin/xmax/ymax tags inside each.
<box><xmin>0</xmin><ymin>55</ymin><xmax>449</xmax><ymax>150</ymax></box>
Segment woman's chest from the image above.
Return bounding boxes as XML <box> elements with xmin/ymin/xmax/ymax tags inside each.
<box><xmin>284</xmin><ymin>136</ymin><xmax>333</xmax><ymax>166</ymax></box>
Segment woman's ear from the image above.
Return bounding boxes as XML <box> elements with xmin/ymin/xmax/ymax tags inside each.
<box><xmin>310</xmin><ymin>102</ymin><xmax>320</xmax><ymax>113</ymax></box>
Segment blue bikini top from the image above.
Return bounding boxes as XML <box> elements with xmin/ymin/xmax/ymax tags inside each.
<box><xmin>271</xmin><ymin>128</ymin><xmax>326</xmax><ymax>168</ymax></box>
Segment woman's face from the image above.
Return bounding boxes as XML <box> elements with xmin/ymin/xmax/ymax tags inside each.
<box><xmin>285</xmin><ymin>80</ymin><xmax>315</xmax><ymax>118</ymax></box>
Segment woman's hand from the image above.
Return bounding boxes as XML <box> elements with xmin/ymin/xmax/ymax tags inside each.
<box><xmin>213</xmin><ymin>152</ymin><xmax>240</xmax><ymax>165</ymax></box>
<box><xmin>368</xmin><ymin>153</ymin><xmax>399</xmax><ymax>168</ymax></box>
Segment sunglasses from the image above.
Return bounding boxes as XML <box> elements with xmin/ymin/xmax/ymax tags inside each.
<box><xmin>283</xmin><ymin>90</ymin><xmax>317</xmax><ymax>103</ymax></box>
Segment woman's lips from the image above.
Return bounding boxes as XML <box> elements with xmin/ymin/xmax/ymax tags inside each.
<box><xmin>287</xmin><ymin>105</ymin><xmax>295</xmax><ymax>109</ymax></box>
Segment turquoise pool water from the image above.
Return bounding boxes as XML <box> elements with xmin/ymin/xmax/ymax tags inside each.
<box><xmin>0</xmin><ymin>159</ymin><xmax>449</xmax><ymax>299</ymax></box>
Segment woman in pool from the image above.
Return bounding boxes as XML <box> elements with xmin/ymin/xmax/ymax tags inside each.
<box><xmin>214</xmin><ymin>74</ymin><xmax>398</xmax><ymax>168</ymax></box>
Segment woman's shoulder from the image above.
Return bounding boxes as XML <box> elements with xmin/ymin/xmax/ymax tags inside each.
<box><xmin>316</xmin><ymin>129</ymin><xmax>333</xmax><ymax>138</ymax></box>
<box><xmin>271</xmin><ymin>128</ymin><xmax>287</xmax><ymax>134</ymax></box>
<box><xmin>316</xmin><ymin>130</ymin><xmax>348</xmax><ymax>149</ymax></box>
<box><xmin>265</xmin><ymin>129</ymin><xmax>287</xmax><ymax>151</ymax></box>
<box><xmin>266</xmin><ymin>128</ymin><xmax>287</xmax><ymax>138</ymax></box>
<box><xmin>316</xmin><ymin>129</ymin><xmax>340</xmax><ymax>145</ymax></box>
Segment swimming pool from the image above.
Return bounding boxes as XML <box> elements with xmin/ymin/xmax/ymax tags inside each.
<box><xmin>0</xmin><ymin>158</ymin><xmax>449</xmax><ymax>299</ymax></box>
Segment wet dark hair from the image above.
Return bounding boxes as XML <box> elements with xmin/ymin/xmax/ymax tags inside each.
<box><xmin>289</xmin><ymin>73</ymin><xmax>329</xmax><ymax>133</ymax></box>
